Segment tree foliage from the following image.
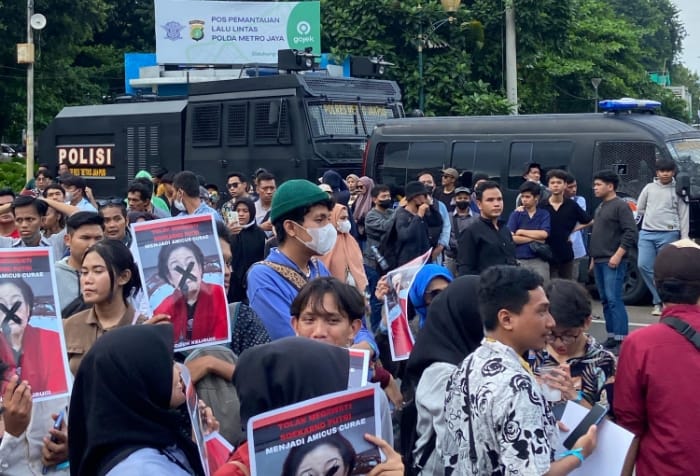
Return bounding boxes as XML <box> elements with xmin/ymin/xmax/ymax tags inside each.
<box><xmin>0</xmin><ymin>0</ymin><xmax>695</xmax><ymax>144</ymax></box>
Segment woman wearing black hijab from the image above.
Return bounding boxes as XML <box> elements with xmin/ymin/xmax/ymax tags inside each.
<box><xmin>405</xmin><ymin>275</ymin><xmax>484</xmax><ymax>475</ymax></box>
<box><xmin>228</xmin><ymin>197</ymin><xmax>267</xmax><ymax>303</ymax></box>
<box><xmin>68</xmin><ymin>324</ymin><xmax>205</xmax><ymax>476</ymax></box>
<box><xmin>214</xmin><ymin>337</ymin><xmax>402</xmax><ymax>476</ymax></box>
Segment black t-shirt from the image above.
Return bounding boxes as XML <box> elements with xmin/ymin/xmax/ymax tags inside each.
<box><xmin>540</xmin><ymin>198</ymin><xmax>591</xmax><ymax>263</ymax></box>
<box><xmin>434</xmin><ymin>187</ymin><xmax>456</xmax><ymax>212</ymax></box>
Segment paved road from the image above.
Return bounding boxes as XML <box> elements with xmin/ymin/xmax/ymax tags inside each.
<box><xmin>589</xmin><ymin>301</ymin><xmax>657</xmax><ymax>343</ymax></box>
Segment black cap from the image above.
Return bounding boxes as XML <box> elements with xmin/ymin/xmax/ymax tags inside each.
<box><xmin>405</xmin><ymin>181</ymin><xmax>428</xmax><ymax>200</ymax></box>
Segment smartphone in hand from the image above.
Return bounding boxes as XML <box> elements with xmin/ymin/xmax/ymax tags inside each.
<box><xmin>563</xmin><ymin>403</ymin><xmax>607</xmax><ymax>449</ymax></box>
<box><xmin>41</xmin><ymin>409</ymin><xmax>66</xmax><ymax>474</ymax></box>
<box><xmin>223</xmin><ymin>209</ymin><xmax>239</xmax><ymax>227</ymax></box>
<box><xmin>51</xmin><ymin>409</ymin><xmax>65</xmax><ymax>439</ymax></box>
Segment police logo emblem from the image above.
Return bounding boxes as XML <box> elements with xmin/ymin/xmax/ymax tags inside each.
<box><xmin>161</xmin><ymin>21</ymin><xmax>185</xmax><ymax>41</ymax></box>
<box><xmin>189</xmin><ymin>20</ymin><xmax>205</xmax><ymax>41</ymax></box>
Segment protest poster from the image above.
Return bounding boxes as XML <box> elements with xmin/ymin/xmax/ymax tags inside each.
<box><xmin>384</xmin><ymin>249</ymin><xmax>431</xmax><ymax>361</ymax></box>
<box><xmin>131</xmin><ymin>215</ymin><xmax>231</xmax><ymax>351</ymax></box>
<box><xmin>348</xmin><ymin>348</ymin><xmax>370</xmax><ymax>388</ymax></box>
<box><xmin>0</xmin><ymin>248</ymin><xmax>72</xmax><ymax>401</ymax></box>
<box><xmin>205</xmin><ymin>432</ymin><xmax>234</xmax><ymax>474</ymax></box>
<box><xmin>557</xmin><ymin>401</ymin><xmax>634</xmax><ymax>476</ymax></box>
<box><xmin>178</xmin><ymin>363</ymin><xmax>211</xmax><ymax>476</ymax></box>
<box><xmin>248</xmin><ymin>386</ymin><xmax>382</xmax><ymax>476</ymax></box>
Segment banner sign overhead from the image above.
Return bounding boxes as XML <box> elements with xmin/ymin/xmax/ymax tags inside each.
<box><xmin>154</xmin><ymin>0</ymin><xmax>321</xmax><ymax>65</ymax></box>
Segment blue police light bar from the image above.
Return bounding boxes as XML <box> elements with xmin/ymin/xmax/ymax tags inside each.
<box><xmin>598</xmin><ymin>98</ymin><xmax>662</xmax><ymax>112</ymax></box>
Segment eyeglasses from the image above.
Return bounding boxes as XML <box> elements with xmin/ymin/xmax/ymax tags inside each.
<box><xmin>545</xmin><ymin>331</ymin><xmax>582</xmax><ymax>345</ymax></box>
<box><xmin>98</xmin><ymin>198</ymin><xmax>126</xmax><ymax>209</ymax></box>
<box><xmin>227</xmin><ymin>182</ymin><xmax>241</xmax><ymax>189</ymax></box>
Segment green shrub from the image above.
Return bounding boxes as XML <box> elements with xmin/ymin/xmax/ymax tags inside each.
<box><xmin>0</xmin><ymin>161</ymin><xmax>27</xmax><ymax>192</ymax></box>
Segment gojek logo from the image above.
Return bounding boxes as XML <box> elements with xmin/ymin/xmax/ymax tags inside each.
<box><xmin>297</xmin><ymin>21</ymin><xmax>311</xmax><ymax>36</ymax></box>
<box><xmin>287</xmin><ymin>2</ymin><xmax>321</xmax><ymax>52</ymax></box>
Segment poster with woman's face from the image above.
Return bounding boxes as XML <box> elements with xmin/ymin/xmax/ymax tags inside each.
<box><xmin>131</xmin><ymin>215</ymin><xmax>231</xmax><ymax>351</ymax></box>
<box><xmin>248</xmin><ymin>386</ymin><xmax>383</xmax><ymax>476</ymax></box>
<box><xmin>0</xmin><ymin>248</ymin><xmax>72</xmax><ymax>401</ymax></box>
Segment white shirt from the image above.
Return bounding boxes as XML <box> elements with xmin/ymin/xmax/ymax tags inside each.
<box><xmin>255</xmin><ymin>199</ymin><xmax>273</xmax><ymax>237</ymax></box>
<box><xmin>443</xmin><ymin>339</ymin><xmax>558</xmax><ymax>475</ymax></box>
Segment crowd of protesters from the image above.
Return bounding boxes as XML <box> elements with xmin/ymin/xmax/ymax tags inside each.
<box><xmin>0</xmin><ymin>157</ymin><xmax>695</xmax><ymax>476</ymax></box>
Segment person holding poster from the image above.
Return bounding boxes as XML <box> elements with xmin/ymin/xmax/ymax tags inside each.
<box><xmin>406</xmin><ymin>264</ymin><xmax>453</xmax><ymax>329</ymax></box>
<box><xmin>64</xmin><ymin>239</ymin><xmax>146</xmax><ymax>375</ymax></box>
<box><xmin>154</xmin><ymin>241</ymin><xmax>228</xmax><ymax>345</ymax></box>
<box><xmin>214</xmin><ymin>338</ymin><xmax>401</xmax><ymax>476</ymax></box>
<box><xmin>69</xmin><ymin>324</ymin><xmax>208</xmax><ymax>476</ymax></box>
<box><xmin>0</xmin><ymin>277</ymin><xmax>66</xmax><ymax>397</ymax></box>
<box><xmin>0</xmin><ymin>375</ymin><xmax>70</xmax><ymax>475</ymax></box>
<box><xmin>290</xmin><ymin>277</ymin><xmax>404</xmax><ymax>410</ymax></box>
<box><xmin>132</xmin><ymin>214</ymin><xmax>231</xmax><ymax>351</ymax></box>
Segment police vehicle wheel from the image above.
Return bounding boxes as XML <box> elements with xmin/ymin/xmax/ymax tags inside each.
<box><xmin>622</xmin><ymin>261</ymin><xmax>651</xmax><ymax>305</ymax></box>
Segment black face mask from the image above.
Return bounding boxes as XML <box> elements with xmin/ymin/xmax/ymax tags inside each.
<box><xmin>456</xmin><ymin>201</ymin><xmax>470</xmax><ymax>210</ymax></box>
<box><xmin>425</xmin><ymin>185</ymin><xmax>435</xmax><ymax>194</ymax></box>
<box><xmin>378</xmin><ymin>199</ymin><xmax>393</xmax><ymax>209</ymax></box>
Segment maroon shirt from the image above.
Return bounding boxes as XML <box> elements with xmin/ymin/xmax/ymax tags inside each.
<box><xmin>615</xmin><ymin>304</ymin><xmax>700</xmax><ymax>475</ymax></box>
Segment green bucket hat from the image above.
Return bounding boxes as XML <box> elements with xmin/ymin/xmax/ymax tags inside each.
<box><xmin>270</xmin><ymin>179</ymin><xmax>330</xmax><ymax>223</ymax></box>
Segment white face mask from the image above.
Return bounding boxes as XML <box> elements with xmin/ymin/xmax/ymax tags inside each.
<box><xmin>337</xmin><ymin>220</ymin><xmax>351</xmax><ymax>234</ymax></box>
<box><xmin>295</xmin><ymin>223</ymin><xmax>337</xmax><ymax>255</ymax></box>
<box><xmin>64</xmin><ymin>192</ymin><xmax>73</xmax><ymax>204</ymax></box>
<box><xmin>174</xmin><ymin>199</ymin><xmax>186</xmax><ymax>212</ymax></box>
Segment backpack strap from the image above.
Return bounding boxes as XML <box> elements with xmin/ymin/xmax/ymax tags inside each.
<box><xmin>414</xmin><ymin>432</ymin><xmax>437</xmax><ymax>472</ymax></box>
<box><xmin>663</xmin><ymin>316</ymin><xmax>700</xmax><ymax>350</ymax></box>
<box><xmin>259</xmin><ymin>261</ymin><xmax>308</xmax><ymax>291</ymax></box>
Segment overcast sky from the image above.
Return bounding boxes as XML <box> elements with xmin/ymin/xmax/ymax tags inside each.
<box><xmin>674</xmin><ymin>0</ymin><xmax>700</xmax><ymax>75</ymax></box>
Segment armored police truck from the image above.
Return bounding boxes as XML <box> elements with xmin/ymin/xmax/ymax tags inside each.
<box><xmin>40</xmin><ymin>72</ymin><xmax>404</xmax><ymax>197</ymax></box>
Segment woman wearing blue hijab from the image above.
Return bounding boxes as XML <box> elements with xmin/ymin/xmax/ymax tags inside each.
<box><xmin>408</xmin><ymin>264</ymin><xmax>453</xmax><ymax>328</ymax></box>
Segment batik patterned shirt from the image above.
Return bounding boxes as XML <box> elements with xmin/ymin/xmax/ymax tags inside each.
<box><xmin>443</xmin><ymin>339</ymin><xmax>558</xmax><ymax>476</ymax></box>
<box><xmin>535</xmin><ymin>335</ymin><xmax>617</xmax><ymax>409</ymax></box>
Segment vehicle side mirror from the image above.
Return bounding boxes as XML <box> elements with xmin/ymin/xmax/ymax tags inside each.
<box><xmin>677</xmin><ymin>173</ymin><xmax>690</xmax><ymax>202</ymax></box>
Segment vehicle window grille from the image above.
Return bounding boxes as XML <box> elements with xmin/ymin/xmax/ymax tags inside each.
<box><xmin>225</xmin><ymin>103</ymin><xmax>248</xmax><ymax>146</ymax></box>
<box><xmin>308</xmin><ymin>105</ymin><xmax>360</xmax><ymax>136</ymax></box>
<box><xmin>127</xmin><ymin>125</ymin><xmax>160</xmax><ymax>179</ymax></box>
<box><xmin>147</xmin><ymin>125</ymin><xmax>160</xmax><ymax>172</ymax></box>
<box><xmin>254</xmin><ymin>101</ymin><xmax>290</xmax><ymax>145</ymax></box>
<box><xmin>137</xmin><ymin>127</ymin><xmax>147</xmax><ymax>172</ymax></box>
<box><xmin>192</xmin><ymin>104</ymin><xmax>221</xmax><ymax>147</ymax></box>
<box><xmin>597</xmin><ymin>141</ymin><xmax>656</xmax><ymax>198</ymax></box>
<box><xmin>126</xmin><ymin>127</ymin><xmax>136</xmax><ymax>178</ymax></box>
<box><xmin>361</xmin><ymin>105</ymin><xmax>394</xmax><ymax>132</ymax></box>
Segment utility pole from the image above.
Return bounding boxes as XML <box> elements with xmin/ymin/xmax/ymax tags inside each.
<box><xmin>26</xmin><ymin>0</ymin><xmax>35</xmax><ymax>184</ymax></box>
<box><xmin>591</xmin><ymin>77</ymin><xmax>602</xmax><ymax>113</ymax></box>
<box><xmin>18</xmin><ymin>3</ymin><xmax>45</xmax><ymax>184</ymax></box>
<box><xmin>505</xmin><ymin>0</ymin><xmax>518</xmax><ymax>115</ymax></box>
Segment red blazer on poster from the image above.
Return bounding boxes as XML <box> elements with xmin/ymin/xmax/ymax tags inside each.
<box><xmin>0</xmin><ymin>326</ymin><xmax>66</xmax><ymax>396</ymax></box>
<box><xmin>0</xmin><ymin>335</ymin><xmax>14</xmax><ymax>393</ymax></box>
<box><xmin>154</xmin><ymin>281</ymin><xmax>228</xmax><ymax>345</ymax></box>
<box><xmin>213</xmin><ymin>442</ymin><xmax>249</xmax><ymax>476</ymax></box>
